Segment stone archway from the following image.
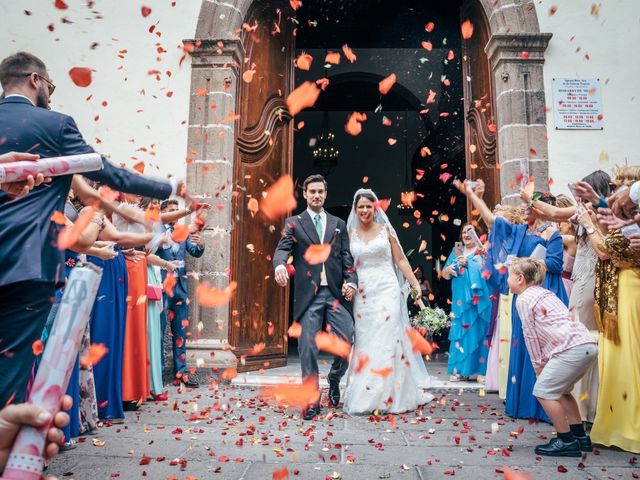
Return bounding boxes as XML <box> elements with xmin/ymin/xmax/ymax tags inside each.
<box><xmin>183</xmin><ymin>0</ymin><xmax>552</xmax><ymax>372</ymax></box>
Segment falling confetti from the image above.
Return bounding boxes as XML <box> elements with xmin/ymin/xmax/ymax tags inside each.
<box><xmin>68</xmin><ymin>67</ymin><xmax>93</xmax><ymax>87</ymax></box>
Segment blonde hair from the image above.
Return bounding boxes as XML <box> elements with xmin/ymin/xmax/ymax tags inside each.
<box><xmin>612</xmin><ymin>165</ymin><xmax>640</xmax><ymax>187</ymax></box>
<box><xmin>555</xmin><ymin>194</ymin><xmax>575</xmax><ymax>209</ymax></box>
<box><xmin>510</xmin><ymin>257</ymin><xmax>547</xmax><ymax>286</ymax></box>
<box><xmin>493</xmin><ymin>204</ymin><xmax>525</xmax><ymax>224</ymax></box>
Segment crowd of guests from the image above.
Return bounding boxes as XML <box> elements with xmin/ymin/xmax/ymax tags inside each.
<box><xmin>0</xmin><ymin>51</ymin><xmax>208</xmax><ymax>458</ymax></box>
<box><xmin>439</xmin><ymin>166</ymin><xmax>640</xmax><ymax>455</ymax></box>
<box><xmin>50</xmin><ymin>194</ymin><xmax>207</xmax><ymax>449</ymax></box>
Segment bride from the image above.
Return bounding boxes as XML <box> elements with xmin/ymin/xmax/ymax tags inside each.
<box><xmin>343</xmin><ymin>188</ymin><xmax>434</xmax><ymax>414</ymax></box>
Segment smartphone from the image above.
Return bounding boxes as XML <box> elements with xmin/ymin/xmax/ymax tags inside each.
<box><xmin>466</xmin><ymin>180</ymin><xmax>478</xmax><ymax>191</ymax></box>
<box><xmin>567</xmin><ymin>182</ymin><xmax>582</xmax><ymax>204</ymax></box>
<box><xmin>454</xmin><ymin>241</ymin><xmax>462</xmax><ymax>254</ymax></box>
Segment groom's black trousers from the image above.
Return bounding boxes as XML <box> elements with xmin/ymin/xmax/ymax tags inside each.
<box><xmin>299</xmin><ymin>286</ymin><xmax>354</xmax><ymax>390</ymax></box>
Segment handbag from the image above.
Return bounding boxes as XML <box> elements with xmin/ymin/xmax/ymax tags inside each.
<box><xmin>146</xmin><ymin>284</ymin><xmax>162</xmax><ymax>301</ymax></box>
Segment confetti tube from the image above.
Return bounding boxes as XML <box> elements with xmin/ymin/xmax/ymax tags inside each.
<box><xmin>467</xmin><ymin>228</ymin><xmax>484</xmax><ymax>250</ymax></box>
<box><xmin>0</xmin><ymin>153</ymin><xmax>103</xmax><ymax>183</ymax></box>
<box><xmin>1</xmin><ymin>263</ymin><xmax>103</xmax><ymax>480</ymax></box>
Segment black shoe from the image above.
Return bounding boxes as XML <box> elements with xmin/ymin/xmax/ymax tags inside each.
<box><xmin>534</xmin><ymin>437</ymin><xmax>581</xmax><ymax>457</ymax></box>
<box><xmin>575</xmin><ymin>435</ymin><xmax>593</xmax><ymax>452</ymax></box>
<box><xmin>328</xmin><ymin>378</ymin><xmax>341</xmax><ymax>407</ymax></box>
<box><xmin>180</xmin><ymin>374</ymin><xmax>200</xmax><ymax>388</ymax></box>
<box><xmin>303</xmin><ymin>405</ymin><xmax>321</xmax><ymax>421</ymax></box>
<box><xmin>123</xmin><ymin>401</ymin><xmax>140</xmax><ymax>412</ymax></box>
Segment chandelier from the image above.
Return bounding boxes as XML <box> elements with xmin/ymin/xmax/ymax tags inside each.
<box><xmin>312</xmin><ymin>132</ymin><xmax>339</xmax><ymax>176</ymax></box>
<box><xmin>312</xmin><ymin>109</ymin><xmax>339</xmax><ymax>176</ymax></box>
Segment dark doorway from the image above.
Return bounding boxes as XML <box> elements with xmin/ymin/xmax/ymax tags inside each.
<box><xmin>292</xmin><ymin>0</ymin><xmax>467</xmax><ymax>315</ymax></box>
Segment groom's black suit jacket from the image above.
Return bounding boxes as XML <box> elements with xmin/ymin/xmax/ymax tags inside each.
<box><xmin>273</xmin><ymin>210</ymin><xmax>358</xmax><ymax>321</ymax></box>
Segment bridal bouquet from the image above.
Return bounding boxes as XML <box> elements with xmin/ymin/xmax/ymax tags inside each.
<box><xmin>411</xmin><ymin>306</ymin><xmax>450</xmax><ymax>337</ymax></box>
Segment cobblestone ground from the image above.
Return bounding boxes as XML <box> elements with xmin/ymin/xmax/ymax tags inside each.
<box><xmin>47</xmin><ymin>384</ymin><xmax>638</xmax><ymax>480</ymax></box>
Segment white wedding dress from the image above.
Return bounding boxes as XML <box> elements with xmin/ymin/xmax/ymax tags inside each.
<box><xmin>343</xmin><ymin>227</ymin><xmax>434</xmax><ymax>414</ymax></box>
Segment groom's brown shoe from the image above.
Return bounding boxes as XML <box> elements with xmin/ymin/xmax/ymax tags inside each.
<box><xmin>328</xmin><ymin>378</ymin><xmax>340</xmax><ymax>407</ymax></box>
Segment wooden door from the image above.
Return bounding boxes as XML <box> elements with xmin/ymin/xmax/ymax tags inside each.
<box><xmin>230</xmin><ymin>1</ymin><xmax>294</xmax><ymax>371</ymax></box>
<box><xmin>461</xmin><ymin>0</ymin><xmax>500</xmax><ymax>222</ymax></box>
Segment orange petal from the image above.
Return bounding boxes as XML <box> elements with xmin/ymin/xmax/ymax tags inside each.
<box><xmin>379</xmin><ymin>73</ymin><xmax>396</xmax><ymax>95</ymax></box>
<box><xmin>196</xmin><ymin>281</ymin><xmax>237</xmax><ymax>308</ymax></box>
<box><xmin>288</xmin><ymin>322</ymin><xmax>302</xmax><ymax>339</ymax></box>
<box><xmin>242</xmin><ymin>69</ymin><xmax>256</xmax><ymax>83</ymax></box>
<box><xmin>286</xmin><ymin>81</ymin><xmax>320</xmax><ymax>116</ymax></box>
<box><xmin>260</xmin><ymin>175</ymin><xmax>297</xmax><ymax>220</ymax></box>
<box><xmin>163</xmin><ymin>272</ymin><xmax>176</xmax><ymax>298</ymax></box>
<box><xmin>289</xmin><ymin>0</ymin><xmax>302</xmax><ymax>10</ymax></box>
<box><xmin>32</xmin><ymin>339</ymin><xmax>44</xmax><ymax>356</ymax></box>
<box><xmin>133</xmin><ymin>161</ymin><xmax>145</xmax><ymax>174</ymax></box>
<box><xmin>273</xmin><ymin>466</ymin><xmax>289</xmax><ymax>480</ymax></box>
<box><xmin>58</xmin><ymin>206</ymin><xmax>96</xmax><ymax>250</ymax></box>
<box><xmin>345</xmin><ymin>111</ymin><xmax>366</xmax><ymax>136</ymax></box>
<box><xmin>461</xmin><ymin>20</ymin><xmax>474</xmax><ymax>40</ymax></box>
<box><xmin>315</xmin><ymin>331</ymin><xmax>351</xmax><ymax>358</ymax></box>
<box><xmin>171</xmin><ymin>224</ymin><xmax>190</xmax><ymax>243</ymax></box>
<box><xmin>50</xmin><ymin>211</ymin><xmax>67</xmax><ymax>225</ymax></box>
<box><xmin>406</xmin><ymin>328</ymin><xmax>436</xmax><ymax>355</ymax></box>
<box><xmin>342</xmin><ymin>44</ymin><xmax>357</xmax><ymax>63</ymax></box>
<box><xmin>68</xmin><ymin>67</ymin><xmax>92</xmax><ymax>87</ymax></box>
<box><xmin>425</xmin><ymin>21</ymin><xmax>435</xmax><ymax>32</ymax></box>
<box><xmin>260</xmin><ymin>377</ymin><xmax>320</xmax><ymax>408</ymax></box>
<box><xmin>80</xmin><ymin>343</ymin><xmax>109</xmax><ymax>368</ymax></box>
<box><xmin>221</xmin><ymin>368</ymin><xmax>238</xmax><ymax>380</ymax></box>
<box><xmin>324</xmin><ymin>51</ymin><xmax>341</xmax><ymax>65</ymax></box>
<box><xmin>295</xmin><ymin>52</ymin><xmax>313</xmax><ymax>71</ymax></box>
<box><xmin>303</xmin><ymin>244</ymin><xmax>331</xmax><ymax>265</ymax></box>
<box><xmin>370</xmin><ymin>367</ymin><xmax>393</xmax><ymax>378</ymax></box>
<box><xmin>251</xmin><ymin>342</ymin><xmax>266</xmax><ymax>355</ymax></box>
<box><xmin>421</xmin><ymin>41</ymin><xmax>433</xmax><ymax>51</ymax></box>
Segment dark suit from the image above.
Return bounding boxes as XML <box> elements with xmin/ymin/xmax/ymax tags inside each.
<box><xmin>273</xmin><ymin>210</ymin><xmax>357</xmax><ymax>388</ymax></box>
<box><xmin>0</xmin><ymin>95</ymin><xmax>173</xmax><ymax>405</ymax></box>
<box><xmin>156</xmin><ymin>229</ymin><xmax>204</xmax><ymax>375</ymax></box>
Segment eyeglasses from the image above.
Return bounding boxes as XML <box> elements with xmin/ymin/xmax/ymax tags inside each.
<box><xmin>24</xmin><ymin>72</ymin><xmax>56</xmax><ymax>96</ymax></box>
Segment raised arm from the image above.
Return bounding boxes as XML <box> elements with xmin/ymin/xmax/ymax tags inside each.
<box><xmin>61</xmin><ymin>116</ymin><xmax>174</xmax><ymax>199</ymax></box>
<box><xmin>453</xmin><ymin>179</ymin><xmax>495</xmax><ymax>228</ymax></box>
<box><xmin>519</xmin><ymin>188</ymin><xmax>576</xmax><ymax>221</ymax></box>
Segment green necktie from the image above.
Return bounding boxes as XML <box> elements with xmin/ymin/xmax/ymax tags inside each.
<box><xmin>314</xmin><ymin>214</ymin><xmax>322</xmax><ymax>240</ymax></box>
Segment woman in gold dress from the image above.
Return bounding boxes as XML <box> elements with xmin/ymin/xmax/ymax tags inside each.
<box><xmin>581</xmin><ymin>166</ymin><xmax>640</xmax><ymax>453</ymax></box>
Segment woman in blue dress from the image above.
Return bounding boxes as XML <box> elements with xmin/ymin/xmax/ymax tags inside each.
<box><xmin>87</xmin><ymin>250</ymin><xmax>128</xmax><ymax>422</ymax></box>
<box><xmin>455</xmin><ymin>180</ymin><xmax>567</xmax><ymax>422</ymax></box>
<box><xmin>442</xmin><ymin>224</ymin><xmax>492</xmax><ymax>381</ymax></box>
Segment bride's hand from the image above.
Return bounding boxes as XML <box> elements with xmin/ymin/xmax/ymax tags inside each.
<box><xmin>342</xmin><ymin>284</ymin><xmax>355</xmax><ymax>301</ymax></box>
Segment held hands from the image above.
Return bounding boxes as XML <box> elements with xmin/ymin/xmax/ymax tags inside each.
<box><xmin>342</xmin><ymin>283</ymin><xmax>356</xmax><ymax>302</ymax></box>
<box><xmin>457</xmin><ymin>255</ymin><xmax>468</xmax><ymax>267</ymax></box>
<box><xmin>0</xmin><ymin>152</ymin><xmax>50</xmax><ymax>199</ymax></box>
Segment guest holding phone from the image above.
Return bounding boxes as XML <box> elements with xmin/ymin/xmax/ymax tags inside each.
<box><xmin>442</xmin><ymin>224</ymin><xmax>492</xmax><ymax>382</ymax></box>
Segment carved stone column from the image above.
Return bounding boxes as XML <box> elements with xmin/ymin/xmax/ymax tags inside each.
<box><xmin>183</xmin><ymin>39</ymin><xmax>245</xmax><ymax>374</ymax></box>
<box><xmin>486</xmin><ymin>32</ymin><xmax>553</xmax><ymax>204</ymax></box>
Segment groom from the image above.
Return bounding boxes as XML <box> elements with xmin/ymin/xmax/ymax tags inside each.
<box><xmin>273</xmin><ymin>174</ymin><xmax>357</xmax><ymax>420</ymax></box>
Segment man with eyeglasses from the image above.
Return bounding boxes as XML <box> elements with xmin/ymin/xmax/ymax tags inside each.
<box><xmin>0</xmin><ymin>51</ymin><xmax>190</xmax><ymax>407</ymax></box>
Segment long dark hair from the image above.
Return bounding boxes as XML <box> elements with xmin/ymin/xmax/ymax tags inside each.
<box><xmin>582</xmin><ymin>170</ymin><xmax>613</xmax><ymax>198</ymax></box>
<box><xmin>353</xmin><ymin>191</ymin><xmax>377</xmax><ymax>207</ymax></box>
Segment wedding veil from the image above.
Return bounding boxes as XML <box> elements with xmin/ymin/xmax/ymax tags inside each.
<box><xmin>346</xmin><ymin>188</ymin><xmax>432</xmax><ymax>387</ymax></box>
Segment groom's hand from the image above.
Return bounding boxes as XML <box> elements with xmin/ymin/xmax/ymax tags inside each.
<box><xmin>274</xmin><ymin>266</ymin><xmax>289</xmax><ymax>287</ymax></box>
<box><xmin>342</xmin><ymin>284</ymin><xmax>355</xmax><ymax>301</ymax></box>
